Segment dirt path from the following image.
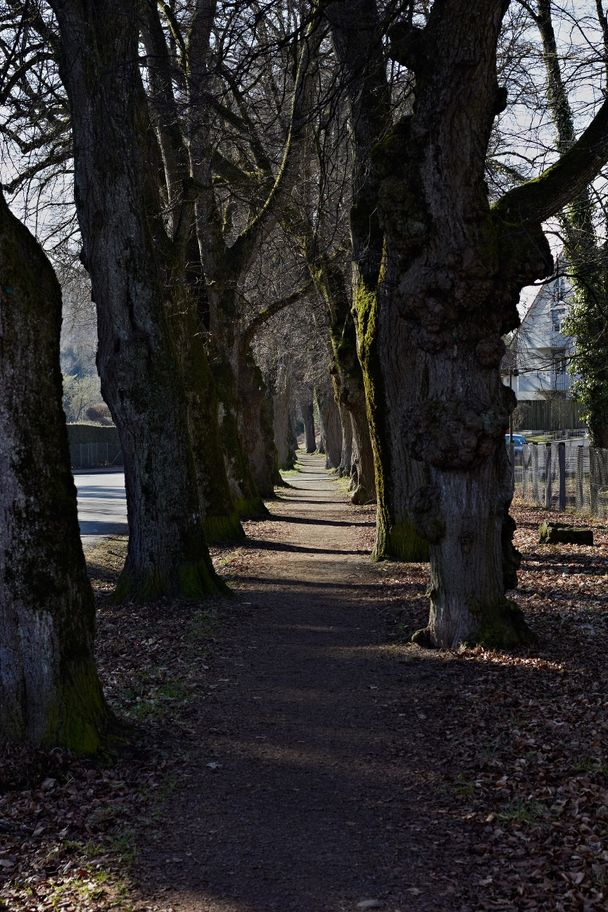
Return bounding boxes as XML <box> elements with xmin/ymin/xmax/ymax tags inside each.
<box><xmin>138</xmin><ymin>453</ymin><xmax>471</xmax><ymax>912</ymax></box>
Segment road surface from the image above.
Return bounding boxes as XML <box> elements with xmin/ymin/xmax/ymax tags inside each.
<box><xmin>74</xmin><ymin>470</ymin><xmax>128</xmax><ymax>546</ymax></box>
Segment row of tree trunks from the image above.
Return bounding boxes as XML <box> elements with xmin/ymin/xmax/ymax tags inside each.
<box><xmin>272</xmin><ymin>362</ymin><xmax>362</xmax><ymax>484</ymax></box>
<box><xmin>237</xmin><ymin>343</ymin><xmax>281</xmax><ymax>497</ymax></box>
<box><xmin>273</xmin><ymin>364</ymin><xmax>298</xmax><ymax>470</ymax></box>
<box><xmin>338</xmin><ymin>402</ymin><xmax>354</xmax><ymax>477</ymax></box>
<box><xmin>0</xmin><ymin>191</ymin><xmax>111</xmax><ymax>751</ymax></box>
<box><xmin>325</xmin><ymin>1</ymin><xmax>423</xmax><ymax>554</ymax></box>
<box><xmin>307</xmin><ymin>256</ymin><xmax>376</xmax><ymax>504</ymax></box>
<box><xmin>143</xmin><ymin>1</ymin><xmax>268</xmax><ymax>526</ymax></box>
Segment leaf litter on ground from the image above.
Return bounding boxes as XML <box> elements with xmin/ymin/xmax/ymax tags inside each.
<box><xmin>0</xmin><ymin>497</ymin><xmax>607</xmax><ymax>911</ymax></box>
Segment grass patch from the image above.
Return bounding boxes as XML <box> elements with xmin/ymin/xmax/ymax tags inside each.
<box><xmin>497</xmin><ymin>799</ymin><xmax>548</xmax><ymax>826</ymax></box>
<box><xmin>123</xmin><ymin>680</ymin><xmax>191</xmax><ymax>721</ymax></box>
<box><xmin>189</xmin><ymin>606</ymin><xmax>220</xmax><ymax>641</ymax></box>
<box><xmin>85</xmin><ymin>536</ymin><xmax>128</xmax><ymax>586</ymax></box>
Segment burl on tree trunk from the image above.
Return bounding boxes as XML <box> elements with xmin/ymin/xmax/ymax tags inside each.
<box><xmin>373</xmin><ymin>5</ymin><xmax>548</xmax><ymax>647</ymax></box>
<box><xmin>387</xmin><ymin>0</ymin><xmax>608</xmax><ymax>646</ymax></box>
<box><xmin>328</xmin><ymin>0</ymin><xmax>608</xmax><ymax>646</ymax></box>
<box><xmin>0</xmin><ymin>192</ymin><xmax>111</xmax><ymax>752</ymax></box>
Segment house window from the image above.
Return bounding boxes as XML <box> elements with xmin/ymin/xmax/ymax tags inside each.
<box><xmin>551</xmin><ymin>304</ymin><xmax>566</xmax><ymax>334</ymax></box>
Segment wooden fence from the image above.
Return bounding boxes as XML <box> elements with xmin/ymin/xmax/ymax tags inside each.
<box><xmin>514</xmin><ymin>399</ymin><xmax>587</xmax><ymax>432</ymax></box>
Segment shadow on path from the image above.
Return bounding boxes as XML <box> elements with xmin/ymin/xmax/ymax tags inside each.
<box><xmin>137</xmin><ymin>453</ymin><xmax>468</xmax><ymax>912</ymax></box>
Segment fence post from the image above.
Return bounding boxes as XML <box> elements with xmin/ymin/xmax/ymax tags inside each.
<box><xmin>576</xmin><ymin>445</ymin><xmax>584</xmax><ymax>511</ymax></box>
<box><xmin>545</xmin><ymin>443</ymin><xmax>552</xmax><ymax>510</ymax></box>
<box><xmin>558</xmin><ymin>442</ymin><xmax>566</xmax><ymax>511</ymax></box>
<box><xmin>522</xmin><ymin>445</ymin><xmax>529</xmax><ymax>500</ymax></box>
<box><xmin>590</xmin><ymin>448</ymin><xmax>597</xmax><ymax>516</ymax></box>
<box><xmin>532</xmin><ymin>443</ymin><xmax>540</xmax><ymax>503</ymax></box>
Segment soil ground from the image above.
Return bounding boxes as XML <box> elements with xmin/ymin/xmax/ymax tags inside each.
<box><xmin>136</xmin><ymin>452</ymin><xmax>467</xmax><ymax>912</ymax></box>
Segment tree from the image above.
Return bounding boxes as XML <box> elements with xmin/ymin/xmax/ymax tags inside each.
<box><xmin>316</xmin><ymin>379</ymin><xmax>342</xmax><ymax>469</ymax></box>
<box><xmin>328</xmin><ymin>0</ymin><xmax>608</xmax><ymax>647</ymax></box>
<box><xmin>323</xmin><ymin>0</ymin><xmax>427</xmax><ymax>548</ymax></box>
<box><xmin>144</xmin><ymin>0</ymin><xmax>327</xmax><ymax>506</ymax></box>
<box><xmin>49</xmin><ymin>0</ymin><xmax>232</xmax><ymax>597</ymax></box>
<box><xmin>0</xmin><ymin>188</ymin><xmax>111</xmax><ymax>751</ymax></box>
<box><xmin>523</xmin><ymin>0</ymin><xmax>608</xmax><ymax>448</ymax></box>
<box><xmin>276</xmin><ymin>23</ymin><xmax>378</xmax><ymax>503</ymax></box>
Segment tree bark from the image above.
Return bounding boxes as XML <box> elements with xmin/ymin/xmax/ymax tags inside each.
<box><xmin>139</xmin><ymin>6</ymin><xmax>245</xmax><ymax>543</ymax></box>
<box><xmin>328</xmin><ymin>0</ymin><xmax>565</xmax><ymax>644</ymax></box>
<box><xmin>338</xmin><ymin>401</ymin><xmax>353</xmax><ymax>477</ymax></box>
<box><xmin>324</xmin><ymin>2</ymin><xmax>406</xmax><ymax>524</ymax></box>
<box><xmin>0</xmin><ymin>191</ymin><xmax>111</xmax><ymax>752</ymax></box>
<box><xmin>51</xmin><ymin>0</ymin><xmax>226</xmax><ymax>597</ymax></box>
<box><xmin>299</xmin><ymin>392</ymin><xmax>316</xmax><ymax>453</ymax></box>
<box><xmin>237</xmin><ymin>343</ymin><xmax>281</xmax><ymax>496</ymax></box>
<box><xmin>376</xmin><ymin>1</ymin><xmax>549</xmax><ymax>646</ymax></box>
<box><xmin>273</xmin><ymin>364</ymin><xmax>297</xmax><ymax>470</ymax></box>
<box><xmin>316</xmin><ymin>381</ymin><xmax>342</xmax><ymax>469</ymax></box>
<box><xmin>310</xmin><ymin>256</ymin><xmax>376</xmax><ymax>503</ymax></box>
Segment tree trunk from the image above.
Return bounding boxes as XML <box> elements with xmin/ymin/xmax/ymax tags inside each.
<box><xmin>348</xmin><ymin>385</ymin><xmax>376</xmax><ymax>505</ymax></box>
<box><xmin>273</xmin><ymin>366</ymin><xmax>297</xmax><ymax>470</ymax></box>
<box><xmin>52</xmin><ymin>0</ymin><xmax>226</xmax><ymax>597</ymax></box>
<box><xmin>316</xmin><ymin>382</ymin><xmax>342</xmax><ymax>469</ymax></box>
<box><xmin>204</xmin><ymin>283</ymin><xmax>268</xmax><ymax>517</ymax></box>
<box><xmin>237</xmin><ymin>343</ymin><xmax>280</xmax><ymax>496</ymax></box>
<box><xmin>0</xmin><ymin>192</ymin><xmax>111</xmax><ymax>752</ymax></box>
<box><xmin>338</xmin><ymin>401</ymin><xmax>353</xmax><ymax>477</ymax></box>
<box><xmin>139</xmin><ymin>9</ymin><xmax>244</xmax><ymax>545</ymax></box>
<box><xmin>373</xmin><ymin>2</ymin><xmax>549</xmax><ymax>646</ymax></box>
<box><xmin>311</xmin><ymin>256</ymin><xmax>376</xmax><ymax>503</ymax></box>
<box><xmin>327</xmin><ymin>0</ymin><xmax>421</xmax><ymax>548</ymax></box>
<box><xmin>182</xmin><ymin>240</ymin><xmax>244</xmax><ymax>544</ymax></box>
<box><xmin>328</xmin><ymin>0</ymin><xmax>572</xmax><ymax>644</ymax></box>
<box><xmin>202</xmin><ymin>275</ymin><xmax>268</xmax><ymax>518</ymax></box>
<box><xmin>300</xmin><ymin>392</ymin><xmax>316</xmax><ymax>453</ymax></box>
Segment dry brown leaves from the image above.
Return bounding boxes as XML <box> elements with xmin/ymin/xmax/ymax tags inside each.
<box><xmin>380</xmin><ymin>501</ymin><xmax>608</xmax><ymax>912</ymax></box>
<box><xmin>1</xmin><ymin>501</ymin><xmax>607</xmax><ymax>911</ymax></box>
<box><xmin>0</xmin><ymin>538</ymin><xmax>249</xmax><ymax>912</ymax></box>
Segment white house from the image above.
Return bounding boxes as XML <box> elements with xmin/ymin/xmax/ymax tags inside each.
<box><xmin>506</xmin><ymin>264</ymin><xmax>576</xmax><ymax>401</ymax></box>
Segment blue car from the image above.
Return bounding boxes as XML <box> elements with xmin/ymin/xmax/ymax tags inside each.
<box><xmin>505</xmin><ymin>433</ymin><xmax>527</xmax><ymax>454</ymax></box>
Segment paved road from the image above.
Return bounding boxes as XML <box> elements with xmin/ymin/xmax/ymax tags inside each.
<box><xmin>74</xmin><ymin>470</ymin><xmax>128</xmax><ymax>546</ymax></box>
